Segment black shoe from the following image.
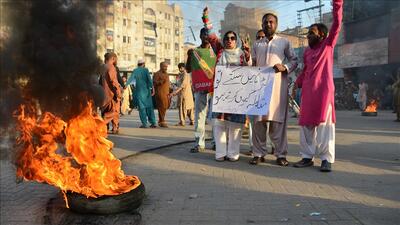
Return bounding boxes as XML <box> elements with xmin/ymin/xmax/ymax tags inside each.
<box><xmin>293</xmin><ymin>158</ymin><xmax>314</xmax><ymax>168</ymax></box>
<box><xmin>276</xmin><ymin>157</ymin><xmax>289</xmax><ymax>166</ymax></box>
<box><xmin>190</xmin><ymin>146</ymin><xmax>204</xmax><ymax>153</ymax></box>
<box><xmin>139</xmin><ymin>125</ymin><xmax>148</xmax><ymax>128</ymax></box>
<box><xmin>320</xmin><ymin>160</ymin><xmax>332</xmax><ymax>172</ymax></box>
<box><xmin>150</xmin><ymin>124</ymin><xmax>157</xmax><ymax>128</ymax></box>
<box><xmin>249</xmin><ymin>156</ymin><xmax>265</xmax><ymax>165</ymax></box>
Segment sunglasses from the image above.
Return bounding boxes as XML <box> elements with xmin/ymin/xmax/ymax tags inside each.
<box><xmin>256</xmin><ymin>36</ymin><xmax>265</xmax><ymax>40</ymax></box>
<box><xmin>224</xmin><ymin>36</ymin><xmax>236</xmax><ymax>41</ymax></box>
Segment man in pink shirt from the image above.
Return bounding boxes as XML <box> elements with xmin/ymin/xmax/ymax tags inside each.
<box><xmin>292</xmin><ymin>0</ymin><xmax>343</xmax><ymax>172</ymax></box>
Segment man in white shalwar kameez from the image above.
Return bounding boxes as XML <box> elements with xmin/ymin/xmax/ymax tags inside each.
<box><xmin>250</xmin><ymin>12</ymin><xmax>298</xmax><ymax>166</ymax></box>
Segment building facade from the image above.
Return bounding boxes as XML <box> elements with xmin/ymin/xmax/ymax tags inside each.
<box><xmin>338</xmin><ymin>0</ymin><xmax>400</xmax><ymax>89</ymax></box>
<box><xmin>220</xmin><ymin>3</ymin><xmax>268</xmax><ymax>42</ymax></box>
<box><xmin>96</xmin><ymin>0</ymin><xmax>184</xmax><ymax>73</ymax></box>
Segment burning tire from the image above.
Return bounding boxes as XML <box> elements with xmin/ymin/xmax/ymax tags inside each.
<box><xmin>66</xmin><ymin>182</ymin><xmax>145</xmax><ymax>214</ymax></box>
<box><xmin>361</xmin><ymin>111</ymin><xmax>378</xmax><ymax>116</ymax></box>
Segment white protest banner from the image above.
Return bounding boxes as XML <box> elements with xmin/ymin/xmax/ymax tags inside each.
<box><xmin>212</xmin><ymin>66</ymin><xmax>275</xmax><ymax>115</ymax></box>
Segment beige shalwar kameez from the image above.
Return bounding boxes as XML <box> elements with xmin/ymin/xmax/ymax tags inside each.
<box><xmin>176</xmin><ymin>72</ymin><xmax>194</xmax><ymax>124</ymax></box>
<box><xmin>251</xmin><ymin>34</ymin><xmax>298</xmax><ymax>158</ymax></box>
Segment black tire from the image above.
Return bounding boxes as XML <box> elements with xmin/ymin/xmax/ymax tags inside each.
<box><xmin>66</xmin><ymin>182</ymin><xmax>145</xmax><ymax>215</ymax></box>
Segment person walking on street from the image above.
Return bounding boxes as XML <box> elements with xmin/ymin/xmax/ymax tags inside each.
<box><xmin>153</xmin><ymin>62</ymin><xmax>171</xmax><ymax>128</ymax></box>
<box><xmin>250</xmin><ymin>11</ymin><xmax>298</xmax><ymax>166</ymax></box>
<box><xmin>100</xmin><ymin>52</ymin><xmax>121</xmax><ymax>134</ymax></box>
<box><xmin>127</xmin><ymin>59</ymin><xmax>156</xmax><ymax>128</ymax></box>
<box><xmin>170</xmin><ymin>63</ymin><xmax>194</xmax><ymax>126</ymax></box>
<box><xmin>292</xmin><ymin>0</ymin><xmax>343</xmax><ymax>172</ymax></box>
<box><xmin>120</xmin><ymin>76</ymin><xmax>132</xmax><ymax>115</ymax></box>
<box><xmin>357</xmin><ymin>81</ymin><xmax>368</xmax><ymax>111</ymax></box>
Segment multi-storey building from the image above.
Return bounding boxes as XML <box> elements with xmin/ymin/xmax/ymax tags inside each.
<box><xmin>338</xmin><ymin>0</ymin><xmax>400</xmax><ymax>88</ymax></box>
<box><xmin>97</xmin><ymin>0</ymin><xmax>184</xmax><ymax>74</ymax></box>
<box><xmin>220</xmin><ymin>3</ymin><xmax>268</xmax><ymax>42</ymax></box>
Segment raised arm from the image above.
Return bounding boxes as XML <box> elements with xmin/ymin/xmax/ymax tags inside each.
<box><xmin>326</xmin><ymin>0</ymin><xmax>343</xmax><ymax>47</ymax></box>
<box><xmin>202</xmin><ymin>7</ymin><xmax>224</xmax><ymax>55</ymax></box>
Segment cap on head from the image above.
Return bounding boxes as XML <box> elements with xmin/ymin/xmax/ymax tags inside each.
<box><xmin>137</xmin><ymin>59</ymin><xmax>145</xmax><ymax>64</ymax></box>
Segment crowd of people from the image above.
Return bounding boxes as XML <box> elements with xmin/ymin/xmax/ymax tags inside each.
<box><xmin>98</xmin><ymin>0</ymin><xmax>399</xmax><ymax>172</ymax></box>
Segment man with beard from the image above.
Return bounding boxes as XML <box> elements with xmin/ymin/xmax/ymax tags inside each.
<box><xmin>250</xmin><ymin>12</ymin><xmax>298</xmax><ymax>166</ymax></box>
<box><xmin>100</xmin><ymin>52</ymin><xmax>121</xmax><ymax>134</ymax></box>
<box><xmin>292</xmin><ymin>0</ymin><xmax>343</xmax><ymax>172</ymax></box>
<box><xmin>153</xmin><ymin>62</ymin><xmax>171</xmax><ymax>128</ymax></box>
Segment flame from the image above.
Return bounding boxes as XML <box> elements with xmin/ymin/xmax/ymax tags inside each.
<box><xmin>14</xmin><ymin>101</ymin><xmax>140</xmax><ymax>207</ymax></box>
<box><xmin>364</xmin><ymin>100</ymin><xmax>378</xmax><ymax>112</ymax></box>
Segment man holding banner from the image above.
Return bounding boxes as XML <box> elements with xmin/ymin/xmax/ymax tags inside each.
<box><xmin>185</xmin><ymin>7</ymin><xmax>223</xmax><ymax>153</ymax></box>
<box><xmin>250</xmin><ymin>12</ymin><xmax>298</xmax><ymax>166</ymax></box>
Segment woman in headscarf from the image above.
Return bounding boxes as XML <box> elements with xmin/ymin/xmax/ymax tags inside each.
<box><xmin>213</xmin><ymin>30</ymin><xmax>251</xmax><ymax>162</ymax></box>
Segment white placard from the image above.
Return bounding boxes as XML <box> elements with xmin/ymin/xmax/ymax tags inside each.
<box><xmin>212</xmin><ymin>66</ymin><xmax>275</xmax><ymax>115</ymax></box>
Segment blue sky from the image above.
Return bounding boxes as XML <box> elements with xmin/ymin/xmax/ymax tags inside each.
<box><xmin>168</xmin><ymin>0</ymin><xmax>332</xmax><ymax>45</ymax></box>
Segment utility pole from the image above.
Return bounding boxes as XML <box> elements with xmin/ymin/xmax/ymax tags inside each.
<box><xmin>189</xmin><ymin>26</ymin><xmax>196</xmax><ymax>42</ymax></box>
<box><xmin>304</xmin><ymin>0</ymin><xmax>323</xmax><ymax>23</ymax></box>
<box><xmin>297</xmin><ymin>2</ymin><xmax>325</xmax><ymax>68</ymax></box>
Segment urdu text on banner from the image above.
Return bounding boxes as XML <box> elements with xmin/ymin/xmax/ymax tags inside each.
<box><xmin>212</xmin><ymin>66</ymin><xmax>275</xmax><ymax>115</ymax></box>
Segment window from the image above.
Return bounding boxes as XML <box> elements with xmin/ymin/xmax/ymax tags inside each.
<box><xmin>128</xmin><ymin>36</ymin><xmax>131</xmax><ymax>44</ymax></box>
<box><xmin>164</xmin><ymin>43</ymin><xmax>168</xmax><ymax>49</ymax></box>
<box><xmin>123</xmin><ymin>19</ymin><xmax>127</xmax><ymax>26</ymax></box>
<box><xmin>127</xmin><ymin>2</ymin><xmax>131</xmax><ymax>9</ymax></box>
<box><xmin>145</xmin><ymin>54</ymin><xmax>156</xmax><ymax>63</ymax></box>
<box><xmin>106</xmin><ymin>30</ymin><xmax>113</xmax><ymax>42</ymax></box>
<box><xmin>175</xmin><ymin>43</ymin><xmax>179</xmax><ymax>51</ymax></box>
<box><xmin>165</xmin><ymin>13</ymin><xmax>168</xmax><ymax>19</ymax></box>
<box><xmin>175</xmin><ymin>16</ymin><xmax>179</xmax><ymax>23</ymax></box>
<box><xmin>165</xmin><ymin>59</ymin><xmax>171</xmax><ymax>65</ymax></box>
<box><xmin>128</xmin><ymin>54</ymin><xmax>131</xmax><ymax>61</ymax></box>
<box><xmin>145</xmin><ymin>8</ymin><xmax>155</xmax><ymax>16</ymax></box>
<box><xmin>123</xmin><ymin>2</ymin><xmax>126</xmax><ymax>8</ymax></box>
<box><xmin>175</xmin><ymin>57</ymin><xmax>179</xmax><ymax>64</ymax></box>
<box><xmin>123</xmin><ymin>36</ymin><xmax>126</xmax><ymax>43</ymax></box>
<box><xmin>175</xmin><ymin>29</ymin><xmax>179</xmax><ymax>36</ymax></box>
<box><xmin>144</xmin><ymin>21</ymin><xmax>155</xmax><ymax>30</ymax></box>
<box><xmin>106</xmin><ymin>49</ymin><xmax>113</xmax><ymax>53</ymax></box>
<box><xmin>144</xmin><ymin>37</ymin><xmax>156</xmax><ymax>46</ymax></box>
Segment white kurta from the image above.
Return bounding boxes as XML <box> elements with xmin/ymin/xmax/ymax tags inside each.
<box><xmin>250</xmin><ymin>34</ymin><xmax>298</xmax><ymax>158</ymax></box>
<box><xmin>251</xmin><ymin>34</ymin><xmax>298</xmax><ymax>122</ymax></box>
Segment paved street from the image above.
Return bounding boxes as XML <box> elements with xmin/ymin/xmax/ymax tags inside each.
<box><xmin>1</xmin><ymin>109</ymin><xmax>399</xmax><ymax>225</ymax></box>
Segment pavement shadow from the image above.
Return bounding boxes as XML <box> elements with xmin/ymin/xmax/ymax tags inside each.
<box><xmin>122</xmin><ymin>154</ymin><xmax>400</xmax><ymax>225</ymax></box>
<box><xmin>120</xmin><ymin>140</ymin><xmax>400</xmax><ymax>209</ymax></box>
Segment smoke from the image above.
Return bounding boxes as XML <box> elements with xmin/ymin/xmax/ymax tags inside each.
<box><xmin>0</xmin><ymin>0</ymin><xmax>103</xmax><ymax>128</ymax></box>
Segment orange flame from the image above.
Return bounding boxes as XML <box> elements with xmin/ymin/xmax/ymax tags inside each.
<box><xmin>14</xmin><ymin>102</ymin><xmax>140</xmax><ymax>207</ymax></box>
<box><xmin>364</xmin><ymin>100</ymin><xmax>378</xmax><ymax>112</ymax></box>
